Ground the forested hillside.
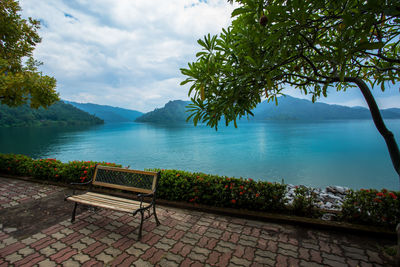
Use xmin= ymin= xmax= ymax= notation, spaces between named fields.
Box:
xmin=65 ymin=101 xmax=143 ymax=123
xmin=0 ymin=101 xmax=104 ymax=127
xmin=135 ymin=100 xmax=191 ymax=123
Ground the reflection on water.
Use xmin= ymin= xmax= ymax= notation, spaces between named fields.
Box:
xmin=0 ymin=120 xmax=399 ymax=190
xmin=0 ymin=125 xmax=101 ymax=158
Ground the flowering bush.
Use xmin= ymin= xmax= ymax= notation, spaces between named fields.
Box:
xmin=31 ymin=158 xmax=63 ymax=181
xmin=156 ymin=169 xmax=287 ymax=212
xmin=61 ymin=160 xmax=121 ymax=182
xmin=341 ymin=188 xmax=400 ymax=227
xmin=0 ymin=153 xmax=34 ymax=176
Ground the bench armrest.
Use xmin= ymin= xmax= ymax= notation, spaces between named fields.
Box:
xmin=69 ymin=179 xmax=93 ymax=195
xmin=70 ymin=179 xmax=93 ymax=186
xmin=137 ymin=192 xmax=154 ymax=198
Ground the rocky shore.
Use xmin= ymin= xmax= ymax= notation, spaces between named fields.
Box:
xmin=286 ymin=184 xmax=350 ymax=211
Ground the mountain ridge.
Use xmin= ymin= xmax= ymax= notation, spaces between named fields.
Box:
xmin=134 ymin=96 xmax=400 ymax=123
xmin=64 ymin=101 xmax=143 ymax=123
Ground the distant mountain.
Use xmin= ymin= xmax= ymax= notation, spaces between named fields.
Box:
xmin=251 ymin=95 xmax=400 ymax=121
xmin=0 ymin=101 xmax=104 ymax=127
xmin=135 ymin=100 xmax=191 ymax=123
xmin=64 ymin=101 xmax=143 ymax=123
xmin=134 ymin=96 xmax=400 ymax=123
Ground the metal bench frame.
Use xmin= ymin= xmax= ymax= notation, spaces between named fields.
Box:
xmin=65 ymin=164 xmax=161 ymax=240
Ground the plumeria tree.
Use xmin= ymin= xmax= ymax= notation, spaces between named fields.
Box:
xmin=181 ymin=0 xmax=400 ymax=181
xmin=0 ymin=0 xmax=58 ymax=108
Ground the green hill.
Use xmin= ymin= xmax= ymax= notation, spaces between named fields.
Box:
xmin=0 ymin=101 xmax=104 ymax=127
xmin=135 ymin=100 xmax=191 ymax=123
xmin=64 ymin=101 xmax=143 ymax=123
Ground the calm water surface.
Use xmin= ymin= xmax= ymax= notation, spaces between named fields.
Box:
xmin=1 ymin=120 xmax=399 ymax=190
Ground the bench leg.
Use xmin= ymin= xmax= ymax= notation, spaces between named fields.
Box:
xmin=71 ymin=203 xmax=78 ymax=223
xmin=153 ymin=205 xmax=160 ymax=226
xmin=138 ymin=210 xmax=144 ymax=240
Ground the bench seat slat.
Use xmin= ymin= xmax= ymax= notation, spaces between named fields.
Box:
xmin=67 ymin=192 xmax=148 ymax=213
xmin=86 ymin=192 xmax=145 ymax=205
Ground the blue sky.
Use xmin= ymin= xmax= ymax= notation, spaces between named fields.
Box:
xmin=20 ymin=0 xmax=400 ymax=112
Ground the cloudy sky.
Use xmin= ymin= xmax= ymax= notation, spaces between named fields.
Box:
xmin=20 ymin=0 xmax=400 ymax=112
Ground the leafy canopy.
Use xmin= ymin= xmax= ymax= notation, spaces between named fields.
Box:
xmin=181 ymin=0 xmax=400 ymax=129
xmin=0 ymin=0 xmax=58 ymax=108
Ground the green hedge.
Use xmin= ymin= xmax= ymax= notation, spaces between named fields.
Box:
xmin=0 ymin=153 xmax=399 ymax=228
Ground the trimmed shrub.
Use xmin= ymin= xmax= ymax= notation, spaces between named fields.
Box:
xmin=341 ymin=189 xmax=400 ymax=227
xmin=31 ymin=158 xmax=63 ymax=181
xmin=0 ymin=153 xmax=34 ymax=176
xmin=156 ymin=169 xmax=287 ymax=212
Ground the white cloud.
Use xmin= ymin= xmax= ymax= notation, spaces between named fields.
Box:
xmin=19 ymin=0 xmax=236 ymax=112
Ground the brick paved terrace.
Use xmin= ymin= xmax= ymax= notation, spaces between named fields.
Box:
xmin=0 ymin=176 xmax=396 ymax=266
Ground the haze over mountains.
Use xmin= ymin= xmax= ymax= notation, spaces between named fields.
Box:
xmin=134 ymin=96 xmax=400 ymax=123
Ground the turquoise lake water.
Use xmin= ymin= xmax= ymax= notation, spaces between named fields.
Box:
xmin=1 ymin=120 xmax=399 ymax=190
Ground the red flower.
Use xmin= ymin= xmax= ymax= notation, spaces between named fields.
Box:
xmin=225 ymin=185 xmax=228 ymax=189
xmin=256 ymin=193 xmax=260 ymax=197
xmin=176 ymin=174 xmax=180 ymax=177
xmin=239 ymin=192 xmax=243 ymax=195
xmin=249 ymin=178 xmax=253 ymax=182
xmin=373 ymin=198 xmax=382 ymax=203
xmin=376 ymin=192 xmax=384 ymax=197
xmin=240 ymin=185 xmax=244 ymax=190
xmin=84 ymin=170 xmax=88 ymax=174
xmin=231 ymin=199 xmax=236 ymax=204
xmin=55 ymin=174 xmax=59 ymax=178
xmin=389 ymin=192 xmax=397 ymax=199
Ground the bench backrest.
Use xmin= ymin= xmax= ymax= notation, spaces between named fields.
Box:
xmin=92 ymin=165 xmax=159 ymax=194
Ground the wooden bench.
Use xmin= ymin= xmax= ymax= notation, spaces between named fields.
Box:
xmin=65 ymin=165 xmax=160 ymax=240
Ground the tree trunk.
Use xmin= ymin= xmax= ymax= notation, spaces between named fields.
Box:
xmin=344 ymin=77 xmax=400 ymax=185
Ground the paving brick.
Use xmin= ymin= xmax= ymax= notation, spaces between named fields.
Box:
xmin=164 ymin=252 xmax=184 ymax=264
xmin=50 ymin=247 xmax=78 ymax=264
xmin=14 ymin=252 xmax=44 ymax=266
xmin=206 ymin=251 xmax=221 ymax=265
xmin=310 ymin=249 xmax=323 ymax=264
xmin=4 ymin=252 xmax=23 ymax=263
xmin=217 ymin=251 xmax=232 ymax=266
xmin=17 ymin=246 xmax=34 ymax=256
xmin=50 ymin=241 xmax=66 ymax=251
xmin=72 ymin=253 xmax=91 ymax=264
xmin=217 ymin=240 xmax=237 ymax=250
xmin=37 ymin=259 xmax=57 ymax=267
xmin=110 ymin=252 xmax=130 ymax=266
xmin=170 ymin=242 xmax=193 ymax=257
xmin=96 ymin=252 xmax=114 ymax=263
xmin=0 ymin=242 xmax=25 ymax=255
xmin=39 ymin=246 xmax=57 ymax=257
xmin=132 ymin=258 xmax=153 ymax=267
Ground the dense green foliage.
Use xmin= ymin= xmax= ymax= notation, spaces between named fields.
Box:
xmin=65 ymin=101 xmax=143 ymax=123
xmin=0 ymin=101 xmax=104 ymax=127
xmin=0 ymin=0 xmax=58 ymax=108
xmin=0 ymin=153 xmax=399 ymax=228
xmin=181 ymin=0 xmax=400 ymax=128
xmin=341 ymin=188 xmax=400 ymax=227
xmin=135 ymin=100 xmax=191 ymax=123
xmin=156 ymin=169 xmax=287 ymax=211
xmin=0 ymin=153 xmax=120 ymax=182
